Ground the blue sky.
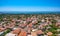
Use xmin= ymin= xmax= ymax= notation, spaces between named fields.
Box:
xmin=0 ymin=0 xmax=60 ymax=11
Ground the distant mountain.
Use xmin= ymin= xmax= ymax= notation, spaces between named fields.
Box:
xmin=0 ymin=11 xmax=60 ymax=14
xmin=0 ymin=12 xmax=7 ymax=14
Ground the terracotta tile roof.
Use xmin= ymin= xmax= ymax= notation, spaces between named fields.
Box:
xmin=28 ymin=23 xmax=33 ymax=27
xmin=18 ymin=30 xmax=27 ymax=36
xmin=31 ymin=31 xmax=37 ymax=36
xmin=47 ymin=32 xmax=53 ymax=36
xmin=36 ymin=30 xmax=44 ymax=34
xmin=12 ymin=28 xmax=21 ymax=34
xmin=0 ymin=28 xmax=5 ymax=32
